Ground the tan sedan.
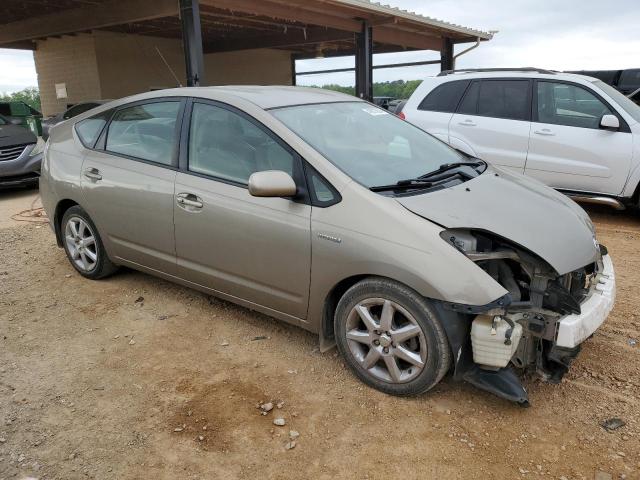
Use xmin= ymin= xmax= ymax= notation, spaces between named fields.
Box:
xmin=39 ymin=87 xmax=614 ymax=405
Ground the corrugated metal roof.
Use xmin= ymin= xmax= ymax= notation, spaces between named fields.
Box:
xmin=334 ymin=0 xmax=494 ymax=40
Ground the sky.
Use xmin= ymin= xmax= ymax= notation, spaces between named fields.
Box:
xmin=1 ymin=0 xmax=639 ymax=93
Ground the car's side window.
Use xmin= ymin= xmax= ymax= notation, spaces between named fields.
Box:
xmin=457 ymin=81 xmax=480 ymax=114
xmin=476 ymin=80 xmax=530 ymax=121
xmin=536 ymin=81 xmax=613 ymax=129
xmin=188 ymin=102 xmax=295 ymax=185
xmin=418 ymin=80 xmax=470 ymax=113
xmin=106 ymin=101 xmax=180 ymax=165
xmin=75 ymin=110 xmax=112 ymax=148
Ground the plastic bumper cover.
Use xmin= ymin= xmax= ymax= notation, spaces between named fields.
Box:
xmin=555 ymin=254 xmax=615 ymax=348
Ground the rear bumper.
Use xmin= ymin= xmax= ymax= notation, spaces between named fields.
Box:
xmin=555 ymin=254 xmax=615 ymax=348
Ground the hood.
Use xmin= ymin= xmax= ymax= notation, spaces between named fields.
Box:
xmin=0 ymin=123 xmax=36 ymax=148
xmin=396 ymin=165 xmax=598 ymax=275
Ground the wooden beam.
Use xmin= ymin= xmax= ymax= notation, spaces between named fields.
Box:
xmin=199 ymin=0 xmax=362 ymax=32
xmin=0 ymin=0 xmax=179 ymax=45
xmin=373 ymin=27 xmax=442 ymax=51
xmin=0 ymin=40 xmax=37 ymax=50
xmin=203 ymin=27 xmax=353 ymax=53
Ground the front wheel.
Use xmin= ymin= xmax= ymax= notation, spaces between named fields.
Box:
xmin=334 ymin=278 xmax=451 ymax=396
xmin=61 ymin=205 xmax=117 ymax=279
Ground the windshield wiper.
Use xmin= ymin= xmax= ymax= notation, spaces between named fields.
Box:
xmin=370 ymin=179 xmax=435 ymax=192
xmin=369 ymin=160 xmax=485 ymax=193
xmin=417 ymin=160 xmax=485 ymax=181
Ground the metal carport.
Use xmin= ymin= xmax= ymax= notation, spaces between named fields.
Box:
xmin=0 ymin=0 xmax=492 ymax=110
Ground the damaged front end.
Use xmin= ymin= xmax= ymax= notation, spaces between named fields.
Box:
xmin=436 ymin=229 xmax=615 ymax=406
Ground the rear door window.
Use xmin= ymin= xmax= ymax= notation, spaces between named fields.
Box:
xmin=457 ymin=81 xmax=480 ymax=114
xmin=106 ymin=101 xmax=181 ymax=166
xmin=476 ymin=80 xmax=530 ymax=121
xmin=418 ymin=80 xmax=470 ymax=113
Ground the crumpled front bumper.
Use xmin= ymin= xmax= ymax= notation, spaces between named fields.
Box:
xmin=555 ymin=254 xmax=615 ymax=348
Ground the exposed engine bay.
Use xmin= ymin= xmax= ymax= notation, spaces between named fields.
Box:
xmin=438 ymin=228 xmax=607 ymax=406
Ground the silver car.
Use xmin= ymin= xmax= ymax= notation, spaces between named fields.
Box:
xmin=40 ymin=86 xmax=615 ymax=405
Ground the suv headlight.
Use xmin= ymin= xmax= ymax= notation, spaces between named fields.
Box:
xmin=29 ymin=137 xmax=46 ymax=157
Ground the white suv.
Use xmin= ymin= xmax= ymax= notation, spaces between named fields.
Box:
xmin=401 ymin=68 xmax=640 ymax=209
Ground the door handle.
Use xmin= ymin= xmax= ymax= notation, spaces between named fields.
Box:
xmin=176 ymin=192 xmax=203 ymax=209
xmin=83 ymin=167 xmax=102 ymax=181
xmin=458 ymin=119 xmax=476 ymax=126
xmin=533 ymin=129 xmax=555 ymax=136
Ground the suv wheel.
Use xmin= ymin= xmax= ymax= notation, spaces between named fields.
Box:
xmin=61 ymin=206 xmax=117 ymax=279
xmin=334 ymin=278 xmax=451 ymax=396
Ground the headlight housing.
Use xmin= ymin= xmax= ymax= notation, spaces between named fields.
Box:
xmin=29 ymin=137 xmax=46 ymax=157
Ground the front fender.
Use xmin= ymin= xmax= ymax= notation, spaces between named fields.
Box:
xmin=306 ymin=185 xmax=508 ymax=334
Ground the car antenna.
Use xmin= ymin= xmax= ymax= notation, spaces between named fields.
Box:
xmin=155 ymin=46 xmax=183 ymax=88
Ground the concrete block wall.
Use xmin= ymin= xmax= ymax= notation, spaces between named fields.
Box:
xmin=34 ymin=30 xmax=293 ymax=116
xmin=34 ymin=34 xmax=102 ymax=116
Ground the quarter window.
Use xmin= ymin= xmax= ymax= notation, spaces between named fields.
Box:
xmin=418 ymin=80 xmax=469 ymax=113
xmin=106 ymin=101 xmax=180 ymax=165
xmin=477 ymin=80 xmax=530 ymax=121
xmin=188 ymin=102 xmax=295 ymax=185
xmin=305 ymin=164 xmax=340 ymax=207
xmin=75 ymin=110 xmax=111 ymax=148
xmin=536 ymin=81 xmax=613 ymax=129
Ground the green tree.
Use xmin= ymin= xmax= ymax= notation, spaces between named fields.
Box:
xmin=0 ymin=87 xmax=41 ymax=112
xmin=312 ymin=80 xmax=422 ymax=100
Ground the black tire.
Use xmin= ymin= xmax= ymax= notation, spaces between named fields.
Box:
xmin=61 ymin=205 xmax=117 ymax=279
xmin=334 ymin=277 xmax=451 ymax=396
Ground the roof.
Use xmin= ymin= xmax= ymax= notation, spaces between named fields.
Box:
xmin=211 ymin=85 xmax=359 ymax=109
xmin=117 ymin=85 xmax=360 ymax=110
xmin=418 ymin=70 xmax=607 ymax=90
xmin=0 ymin=0 xmax=493 ymax=56
xmin=334 ymin=0 xmax=493 ymax=40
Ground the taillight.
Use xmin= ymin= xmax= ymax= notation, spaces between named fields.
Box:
xmin=398 ymin=111 xmax=406 ymax=120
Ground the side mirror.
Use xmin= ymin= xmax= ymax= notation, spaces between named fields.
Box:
xmin=248 ymin=170 xmax=297 ymax=198
xmin=9 ymin=118 xmax=23 ymax=126
xmin=600 ymin=114 xmax=620 ymax=130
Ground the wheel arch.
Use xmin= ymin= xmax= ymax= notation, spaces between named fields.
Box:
xmin=53 ymin=199 xmax=79 ymax=247
xmin=319 ymin=273 xmax=436 ymax=352
xmin=320 ymin=274 xmax=369 ymax=349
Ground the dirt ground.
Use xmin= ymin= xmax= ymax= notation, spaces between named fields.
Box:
xmin=1 ymin=188 xmax=639 ymax=480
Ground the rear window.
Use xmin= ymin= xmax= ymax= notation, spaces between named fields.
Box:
xmin=418 ymin=80 xmax=469 ymax=113
xmin=75 ymin=110 xmax=111 ymax=148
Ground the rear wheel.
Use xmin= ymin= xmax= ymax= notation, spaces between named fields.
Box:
xmin=334 ymin=277 xmax=451 ymax=396
xmin=61 ymin=206 xmax=117 ymax=279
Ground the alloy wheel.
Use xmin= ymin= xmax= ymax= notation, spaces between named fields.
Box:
xmin=64 ymin=216 xmax=98 ymax=272
xmin=345 ymin=298 xmax=427 ymax=383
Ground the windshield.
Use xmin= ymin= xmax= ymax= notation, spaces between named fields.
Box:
xmin=271 ymin=102 xmax=465 ymax=188
xmin=594 ymin=80 xmax=640 ymax=123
